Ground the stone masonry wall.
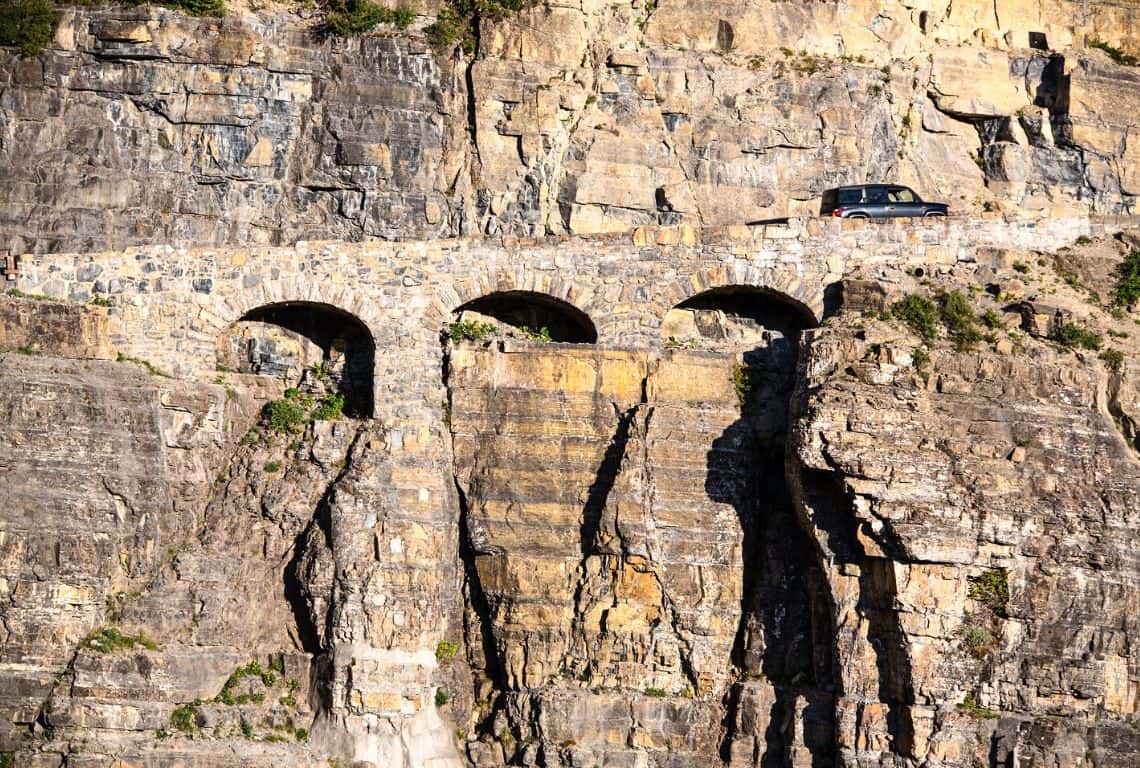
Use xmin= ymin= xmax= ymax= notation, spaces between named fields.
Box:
xmin=12 ymin=216 xmax=1136 ymax=408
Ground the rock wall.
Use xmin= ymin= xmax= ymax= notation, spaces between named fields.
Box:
xmin=0 ymin=7 xmax=466 ymax=254
xmin=4 ymin=0 xmax=1140 ymax=254
xmin=9 ymin=225 xmax=1139 ymax=766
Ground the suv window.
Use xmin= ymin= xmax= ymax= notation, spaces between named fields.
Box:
xmin=865 ymin=187 xmax=888 ymax=203
xmin=837 ymin=188 xmax=862 ymax=204
xmin=888 ymin=187 xmax=916 ymax=203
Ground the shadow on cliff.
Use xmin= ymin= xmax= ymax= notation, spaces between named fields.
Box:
xmin=706 ymin=331 xmax=838 ymax=767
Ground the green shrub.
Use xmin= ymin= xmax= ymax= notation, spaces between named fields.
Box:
xmin=392 ymin=6 xmax=414 ymax=26
xmin=263 ymin=395 xmax=309 ymax=434
xmin=425 ymin=0 xmax=535 ymax=52
xmin=435 ymin=639 xmax=460 ymax=662
xmin=326 ymin=0 xmax=415 ymax=35
xmin=1088 ymin=38 xmax=1139 ymax=66
xmin=0 ymin=0 xmax=58 ymax=56
xmin=215 ymin=661 xmax=278 ymax=706
xmin=1100 ymin=348 xmax=1125 ymax=372
xmin=81 ymin=626 xmax=159 ymax=653
xmin=643 ymin=687 xmax=668 ymax=698
xmin=732 ymin=362 xmax=753 ymax=408
xmin=434 ymin=688 xmax=449 ymax=707
xmin=170 ymin=702 xmax=199 ymax=734
xmin=264 ymin=461 xmax=281 ymax=473
xmin=425 ymin=3 xmax=474 ymax=52
xmin=911 ymin=347 xmax=930 ymax=373
xmin=892 ymin=294 xmax=938 ymax=341
xmin=958 ymin=692 xmax=999 ymax=719
xmin=1114 ymin=250 xmax=1140 ymax=307
xmin=166 ymin=0 xmax=224 ymax=15
xmin=939 ymin=290 xmax=983 ymax=349
xmin=968 ymin=568 xmax=1009 ymax=618
xmin=1012 ymin=262 xmax=1029 ymax=274
xmin=980 ymin=310 xmax=1002 ymax=329
xmin=519 ymin=325 xmax=552 ymax=342
xmin=961 ymin=621 xmax=995 ymax=660
xmin=1053 ymin=323 xmax=1103 ymax=351
xmin=117 ymin=353 xmax=171 ymax=377
xmin=312 ymin=393 xmax=344 ymax=421
xmin=449 ymin=319 xmax=497 ymax=342
xmin=294 ymin=727 xmax=309 ymax=741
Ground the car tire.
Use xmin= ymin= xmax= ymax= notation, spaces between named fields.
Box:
xmin=923 ymin=211 xmax=946 ymax=217
xmin=847 ymin=213 xmax=869 ymax=219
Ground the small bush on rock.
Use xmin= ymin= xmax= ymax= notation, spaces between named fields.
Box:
xmin=449 ymin=319 xmax=496 ymax=342
xmin=0 ymin=0 xmax=58 ymax=56
xmin=326 ymin=0 xmax=414 ymax=36
xmin=1114 ymin=250 xmax=1140 ymax=308
xmin=939 ymin=290 xmax=983 ymax=350
xmin=892 ymin=294 xmax=939 ymax=342
xmin=263 ymin=392 xmax=310 ymax=434
xmin=1053 ymin=322 xmax=1102 ymax=351
xmin=312 ymin=393 xmax=344 ymax=421
xmin=958 ymin=692 xmax=999 ymax=719
xmin=1100 ymin=348 xmax=1124 ymax=372
xmin=968 ymin=568 xmax=1009 ymax=618
xmin=81 ymin=627 xmax=158 ymax=653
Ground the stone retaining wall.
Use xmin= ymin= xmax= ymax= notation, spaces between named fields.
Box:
xmin=11 ymin=215 xmax=1138 ymax=422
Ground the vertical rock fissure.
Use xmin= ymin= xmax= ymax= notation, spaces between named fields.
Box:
xmin=716 ymin=333 xmax=839 ymax=766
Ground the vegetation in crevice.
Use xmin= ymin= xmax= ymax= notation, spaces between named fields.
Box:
xmin=731 ymin=361 xmax=753 ymax=409
xmin=891 ymin=294 xmax=938 ymax=342
xmin=958 ymin=691 xmax=1000 ymax=719
xmin=80 ymin=627 xmax=159 ymax=653
xmin=1100 ymin=348 xmax=1124 ymax=372
xmin=325 ymin=0 xmax=414 ymax=36
xmin=1087 ymin=38 xmax=1139 ymax=66
xmin=968 ymin=568 xmax=1009 ymax=618
xmin=168 ymin=659 xmax=305 ymax=738
xmin=262 ymin=388 xmax=344 ymax=435
xmin=1053 ymin=322 xmax=1102 ymax=351
xmin=425 ymin=0 xmax=537 ymax=54
xmin=448 ymin=319 xmax=497 ymax=342
xmin=0 ymin=0 xmax=58 ymax=56
xmin=1114 ymin=250 xmax=1140 ymax=308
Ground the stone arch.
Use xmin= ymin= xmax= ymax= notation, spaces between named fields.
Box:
xmin=660 ymin=268 xmax=823 ymax=327
xmin=451 ymin=290 xmax=598 ymax=343
xmin=217 ymin=300 xmax=376 ymax=416
xmin=429 ymin=269 xmax=600 ymax=339
xmin=662 ymin=284 xmax=817 ymax=349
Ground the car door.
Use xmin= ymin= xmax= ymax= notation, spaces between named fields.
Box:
xmin=865 ymin=186 xmax=889 ymax=217
xmin=886 ymin=186 xmax=923 ymax=217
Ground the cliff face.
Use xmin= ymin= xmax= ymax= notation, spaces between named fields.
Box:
xmin=2 ymin=226 xmax=1138 ymax=767
xmin=3 ymin=0 xmax=1140 ymax=253
xmin=3 ymin=2 xmax=1140 ymax=767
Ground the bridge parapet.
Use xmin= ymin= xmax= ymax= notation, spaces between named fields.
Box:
xmin=12 ymin=215 xmax=1136 ymax=418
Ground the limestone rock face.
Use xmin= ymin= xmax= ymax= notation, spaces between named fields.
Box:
xmin=0 ymin=7 xmax=466 ymax=254
xmin=788 ymin=315 xmax=1140 ymax=766
xmin=2 ymin=235 xmax=1140 ymax=766
xmin=5 ymin=1 xmax=1140 ymax=253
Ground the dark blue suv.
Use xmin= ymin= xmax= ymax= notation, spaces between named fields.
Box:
xmin=820 ymin=184 xmax=949 ymax=219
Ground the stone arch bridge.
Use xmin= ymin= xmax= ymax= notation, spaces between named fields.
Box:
xmin=13 ymin=215 xmax=1135 ymax=419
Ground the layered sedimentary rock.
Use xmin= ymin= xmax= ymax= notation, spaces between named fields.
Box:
xmin=4 ymin=0 xmax=1140 ymax=253
xmin=3 ymin=223 xmax=1140 ymax=766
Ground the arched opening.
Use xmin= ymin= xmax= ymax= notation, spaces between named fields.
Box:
xmin=452 ymin=291 xmax=597 ymax=343
xmin=217 ymin=301 xmax=374 ymax=415
xmin=663 ymin=285 xmax=816 ymax=348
